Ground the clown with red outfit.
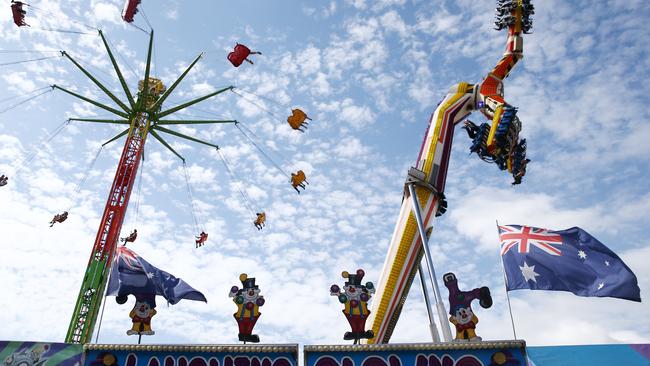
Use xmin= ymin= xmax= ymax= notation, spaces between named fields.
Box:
xmin=229 ymin=273 xmax=265 ymax=343
xmin=330 ymin=269 xmax=375 ymax=344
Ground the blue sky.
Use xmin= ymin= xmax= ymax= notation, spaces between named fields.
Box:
xmin=0 ymin=0 xmax=649 ymax=347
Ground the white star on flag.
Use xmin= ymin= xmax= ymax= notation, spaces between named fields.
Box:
xmin=146 ymin=272 xmax=155 ymax=278
xmin=605 ymin=260 xmax=610 ymax=266
xmin=578 ymin=250 xmax=587 ymax=259
xmin=597 ymin=282 xmax=605 ymax=290
xmin=520 ymin=261 xmax=540 ymax=282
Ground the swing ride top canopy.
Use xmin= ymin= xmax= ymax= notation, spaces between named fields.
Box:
xmin=61 ymin=30 xmax=237 ymax=158
xmin=58 ymin=29 xmax=243 ymax=344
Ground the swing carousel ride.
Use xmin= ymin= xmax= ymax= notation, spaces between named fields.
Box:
xmin=2 ymin=0 xmax=313 ymax=346
xmin=0 ymin=0 xmax=547 ymax=358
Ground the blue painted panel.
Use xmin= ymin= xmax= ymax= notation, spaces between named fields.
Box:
xmin=305 ymin=341 xmax=527 ymax=366
xmin=83 ymin=345 xmax=298 ymax=366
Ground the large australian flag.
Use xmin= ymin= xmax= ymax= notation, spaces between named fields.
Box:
xmin=499 ymin=225 xmax=641 ymax=302
xmin=107 ymin=246 xmax=207 ymax=305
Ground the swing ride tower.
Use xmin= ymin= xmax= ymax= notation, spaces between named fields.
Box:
xmin=60 ymin=30 xmax=237 ymax=344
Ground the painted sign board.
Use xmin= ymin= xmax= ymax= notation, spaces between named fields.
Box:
xmin=83 ymin=344 xmax=298 ymax=366
xmin=0 ymin=341 xmax=83 ymax=366
xmin=304 ymin=341 xmax=527 ymax=366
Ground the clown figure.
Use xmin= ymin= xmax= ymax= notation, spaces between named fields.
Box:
xmin=127 ymin=295 xmax=156 ymax=335
xmin=330 ymin=269 xmax=375 ymax=343
xmin=450 ymin=305 xmax=479 ymax=341
xmin=229 ymin=273 xmax=265 ymax=343
xmin=443 ymin=272 xmax=492 ymax=341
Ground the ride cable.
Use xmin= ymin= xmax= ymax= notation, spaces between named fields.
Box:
xmin=0 ymin=54 xmax=61 ymax=66
xmin=0 ymin=86 xmax=54 ymax=114
xmin=0 ymin=85 xmax=52 ymax=104
xmin=27 ymin=4 xmax=98 ymax=34
xmin=235 ymin=87 xmax=286 ymax=109
xmin=182 ymin=162 xmax=204 ymax=234
xmin=123 ymin=6 xmax=151 ymax=36
xmin=105 ymin=36 xmax=140 ymax=81
xmin=215 ymin=148 xmax=257 ymax=219
xmin=13 ymin=119 xmax=68 ymax=175
xmin=231 ymin=88 xmax=312 ymax=133
xmin=65 ymin=145 xmax=104 ymax=212
xmin=235 ymin=122 xmax=294 ymax=179
xmin=230 ymin=89 xmax=280 ymax=120
xmin=130 ymin=156 xmax=145 ymax=231
xmin=238 ymin=121 xmax=298 ymax=171
xmin=0 ymin=50 xmax=60 ymax=54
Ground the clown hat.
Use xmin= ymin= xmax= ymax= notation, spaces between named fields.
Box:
xmin=239 ymin=273 xmax=259 ymax=289
xmin=342 ymin=269 xmax=365 ymax=286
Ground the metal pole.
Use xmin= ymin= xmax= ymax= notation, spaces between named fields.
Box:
xmin=408 ymin=183 xmax=453 ymax=342
xmin=496 ymin=220 xmax=518 ymax=339
xmin=98 ymin=30 xmax=137 ymax=109
xmin=418 ymin=263 xmax=441 ymax=342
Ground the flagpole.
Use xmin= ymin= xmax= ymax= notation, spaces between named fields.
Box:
xmin=496 ymin=219 xmax=518 ymax=340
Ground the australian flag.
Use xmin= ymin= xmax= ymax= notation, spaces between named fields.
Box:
xmin=107 ymin=246 xmax=207 ymax=305
xmin=499 ymin=225 xmax=641 ymax=302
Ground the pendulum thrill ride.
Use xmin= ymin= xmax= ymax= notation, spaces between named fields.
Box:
xmin=367 ymin=0 xmax=534 ymax=344
xmin=60 ymin=30 xmax=237 ymax=344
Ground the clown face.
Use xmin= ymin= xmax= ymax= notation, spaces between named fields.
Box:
xmin=134 ymin=300 xmax=154 ymax=318
xmin=454 ymin=306 xmax=474 ymax=325
xmin=344 ymin=285 xmax=368 ymax=302
xmin=243 ymin=287 xmax=261 ymax=302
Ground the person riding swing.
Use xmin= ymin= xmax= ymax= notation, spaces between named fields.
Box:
xmin=120 ymin=229 xmax=138 ymax=244
xmin=195 ymin=231 xmax=208 ymax=248
xmin=290 ymin=170 xmax=308 ymax=193
xmin=49 ymin=211 xmax=68 ymax=227
xmin=254 ymin=212 xmax=266 ymax=230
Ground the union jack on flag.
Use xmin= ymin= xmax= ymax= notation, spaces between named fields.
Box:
xmin=499 ymin=225 xmax=563 ymax=256
xmin=116 ymin=246 xmax=144 ymax=271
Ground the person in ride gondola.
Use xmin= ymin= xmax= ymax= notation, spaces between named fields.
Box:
xmin=10 ymin=1 xmax=28 ymax=27
xmin=254 ymin=212 xmax=266 ymax=230
xmin=0 ymin=175 xmax=8 ymax=187
xmin=287 ymin=109 xmax=311 ymax=132
xmin=120 ymin=229 xmax=137 ymax=244
xmin=227 ymin=43 xmax=262 ymax=67
xmin=49 ymin=211 xmax=68 ymax=227
xmin=195 ymin=231 xmax=208 ymax=248
xmin=290 ymin=170 xmax=308 ymax=194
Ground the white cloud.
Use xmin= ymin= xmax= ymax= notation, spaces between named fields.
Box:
xmin=338 ymin=98 xmax=376 ymax=129
xmin=380 ymin=10 xmax=408 ymax=37
xmin=333 ymin=136 xmax=369 ymax=158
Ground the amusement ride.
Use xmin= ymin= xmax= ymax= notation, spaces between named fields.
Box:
xmin=4 ymin=0 xmax=618 ymax=355
xmin=3 ymin=0 xmax=314 ymax=345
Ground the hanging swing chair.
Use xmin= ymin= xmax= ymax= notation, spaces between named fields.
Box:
xmin=121 ymin=155 xmax=145 ymax=245
xmin=10 ymin=1 xmax=29 ymax=27
xmin=287 ymin=108 xmax=311 ymax=132
xmin=121 ymin=0 xmax=141 ymax=23
xmin=49 ymin=144 xmax=104 ymax=227
xmin=183 ymin=163 xmax=210 ymax=247
xmin=228 ymin=43 xmax=262 ymax=67
xmin=253 ymin=212 xmax=266 ymax=230
xmin=216 ymin=148 xmax=267 ymax=230
xmin=290 ymin=170 xmax=308 ymax=194
xmin=49 ymin=211 xmax=68 ymax=227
